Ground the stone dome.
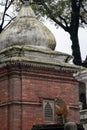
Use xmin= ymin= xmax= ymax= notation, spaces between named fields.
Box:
xmin=0 ymin=5 xmax=56 ymax=50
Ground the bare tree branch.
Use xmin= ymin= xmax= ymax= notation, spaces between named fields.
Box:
xmin=59 ymin=15 xmax=69 ymax=28
xmin=80 ymin=15 xmax=87 ymax=24
xmin=3 ymin=16 xmax=16 ymax=30
xmin=81 ymin=2 xmax=87 ymax=13
xmin=0 ymin=0 xmax=15 ymax=32
xmin=7 ymin=0 xmax=14 ymax=8
xmin=1 ymin=0 xmax=9 ymax=27
xmin=5 ymin=13 xmax=14 ymax=19
xmin=42 ymin=2 xmax=70 ymax=32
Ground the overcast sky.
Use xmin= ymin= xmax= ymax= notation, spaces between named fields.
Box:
xmin=44 ymin=20 xmax=87 ymax=62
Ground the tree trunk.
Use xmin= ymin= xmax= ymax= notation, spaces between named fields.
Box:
xmin=70 ymin=0 xmax=82 ymax=65
xmin=70 ymin=33 xmax=82 ymax=65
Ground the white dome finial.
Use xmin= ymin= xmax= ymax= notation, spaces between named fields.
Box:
xmin=0 ymin=2 xmax=56 ymax=51
xmin=24 ymin=0 xmax=29 ymax=6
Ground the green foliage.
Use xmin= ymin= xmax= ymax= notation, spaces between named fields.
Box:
xmin=33 ymin=0 xmax=87 ymax=28
xmin=1 ymin=0 xmax=86 ymax=29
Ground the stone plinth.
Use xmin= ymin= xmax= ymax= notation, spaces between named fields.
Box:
xmin=32 ymin=124 xmax=84 ymax=130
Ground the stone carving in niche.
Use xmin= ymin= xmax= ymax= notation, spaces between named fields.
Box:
xmin=43 ymin=99 xmax=54 ymax=121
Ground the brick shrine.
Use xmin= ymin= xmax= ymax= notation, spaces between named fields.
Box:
xmin=0 ymin=1 xmax=83 ymax=130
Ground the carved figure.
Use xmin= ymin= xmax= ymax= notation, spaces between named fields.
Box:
xmin=55 ymin=98 xmax=69 ymax=124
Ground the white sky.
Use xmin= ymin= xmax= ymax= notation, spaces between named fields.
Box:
xmin=44 ymin=20 xmax=87 ymax=61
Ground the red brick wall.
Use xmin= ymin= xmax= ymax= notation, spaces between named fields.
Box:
xmin=0 ymin=75 xmax=9 ymax=130
xmin=0 ymin=79 xmax=8 ymax=103
xmin=21 ymin=67 xmax=80 ymax=126
xmin=0 ymin=106 xmax=8 ymax=130
xmin=0 ymin=63 xmax=80 ymax=130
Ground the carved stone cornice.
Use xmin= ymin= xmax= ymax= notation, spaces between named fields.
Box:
xmin=0 ymin=60 xmax=81 ymax=84
xmin=0 ymin=101 xmax=41 ymax=107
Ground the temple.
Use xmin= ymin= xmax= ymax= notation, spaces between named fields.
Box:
xmin=0 ymin=1 xmax=83 ymax=130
